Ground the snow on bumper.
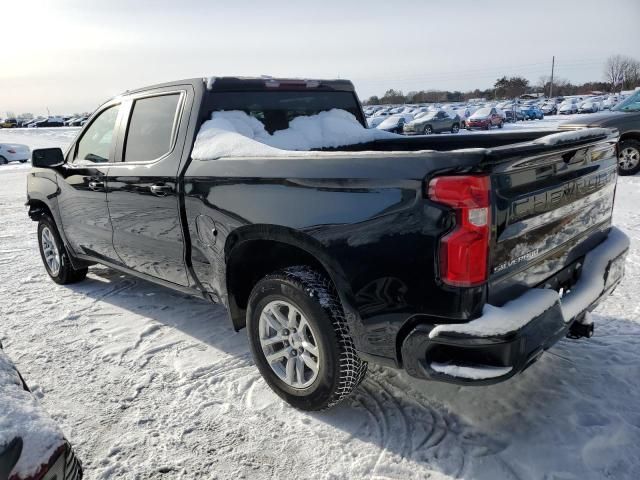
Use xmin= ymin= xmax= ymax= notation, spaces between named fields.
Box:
xmin=401 ymin=227 xmax=630 ymax=384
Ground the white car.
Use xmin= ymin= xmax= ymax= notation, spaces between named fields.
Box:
xmin=558 ymin=100 xmax=579 ymax=115
xmin=0 ymin=143 xmax=30 ymax=164
xmin=376 ymin=114 xmax=414 ymax=133
xmin=578 ymin=100 xmax=600 ymax=114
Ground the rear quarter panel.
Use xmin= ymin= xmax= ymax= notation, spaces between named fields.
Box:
xmin=183 ymin=152 xmax=486 ymax=359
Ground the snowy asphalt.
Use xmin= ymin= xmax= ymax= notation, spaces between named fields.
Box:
xmin=0 ymin=124 xmax=639 ymax=479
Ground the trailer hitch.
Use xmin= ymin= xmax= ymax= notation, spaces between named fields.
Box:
xmin=567 ymin=312 xmax=594 ymax=339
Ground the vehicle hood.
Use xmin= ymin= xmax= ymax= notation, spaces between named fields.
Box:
xmin=560 ymin=111 xmax=640 ymax=129
xmin=0 ymin=143 xmax=30 ymax=153
xmin=377 ymin=117 xmax=401 ymax=129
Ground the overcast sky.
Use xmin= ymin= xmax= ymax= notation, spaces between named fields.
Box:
xmin=2 ymin=0 xmax=639 ymax=115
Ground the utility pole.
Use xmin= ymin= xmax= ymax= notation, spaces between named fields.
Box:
xmin=549 ymin=56 xmax=555 ymax=98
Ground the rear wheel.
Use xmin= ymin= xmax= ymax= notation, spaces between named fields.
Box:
xmin=247 ymin=266 xmax=367 ymax=410
xmin=484 ymin=123 xmax=491 ymax=130
xmin=618 ymin=139 xmax=640 ymax=176
xmin=0 ymin=156 xmax=7 ymax=165
xmin=423 ymin=125 xmax=433 ymax=135
xmin=37 ymin=216 xmax=88 ymax=284
xmin=498 ymin=121 xmax=503 ymax=129
xmin=451 ymin=123 xmax=460 ymax=134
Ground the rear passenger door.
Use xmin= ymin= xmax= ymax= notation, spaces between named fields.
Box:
xmin=106 ymin=87 xmax=193 ymax=286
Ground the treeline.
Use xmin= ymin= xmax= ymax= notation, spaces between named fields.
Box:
xmin=364 ymin=78 xmax=616 ymax=105
xmin=364 ymin=55 xmax=640 ymax=105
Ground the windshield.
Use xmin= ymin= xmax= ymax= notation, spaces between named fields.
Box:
xmin=473 ymin=108 xmax=491 ymax=116
xmin=613 ymin=91 xmax=640 ymax=112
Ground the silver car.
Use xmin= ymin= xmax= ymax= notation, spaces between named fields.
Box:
xmin=403 ymin=110 xmax=461 ymax=135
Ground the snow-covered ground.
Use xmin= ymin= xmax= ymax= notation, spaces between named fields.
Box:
xmin=1 ymin=126 xmax=639 ymax=479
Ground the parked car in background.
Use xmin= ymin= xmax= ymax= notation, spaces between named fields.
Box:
xmin=0 ymin=143 xmax=30 ymax=164
xmin=558 ymin=99 xmax=579 ymax=115
xmin=0 ymin=342 xmax=83 ymax=479
xmin=376 ymin=113 xmax=414 ymax=133
xmin=520 ymin=105 xmax=544 ymax=120
xmin=0 ymin=118 xmax=18 ymax=128
xmin=28 ymin=117 xmax=65 ymax=128
xmin=504 ymin=106 xmax=525 ymax=122
xmin=559 ymin=89 xmax=640 ymax=175
xmin=602 ymin=96 xmax=618 ymax=110
xmin=466 ymin=107 xmax=504 ymax=130
xmin=20 ymin=118 xmax=41 ymax=128
xmin=403 ymin=110 xmax=461 ymax=134
xmin=578 ymin=99 xmax=600 ymax=114
xmin=541 ymin=102 xmax=558 ymax=115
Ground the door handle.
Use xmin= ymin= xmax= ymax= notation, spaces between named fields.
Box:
xmin=150 ymin=184 xmax=173 ymax=196
xmin=88 ymin=180 xmax=104 ymax=191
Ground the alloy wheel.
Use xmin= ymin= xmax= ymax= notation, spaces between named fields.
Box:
xmin=619 ymin=147 xmax=640 ymax=171
xmin=258 ymin=300 xmax=320 ymax=389
xmin=41 ymin=227 xmax=61 ymax=275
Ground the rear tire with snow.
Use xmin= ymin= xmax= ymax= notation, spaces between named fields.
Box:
xmin=37 ymin=215 xmax=88 ymax=285
xmin=246 ymin=266 xmax=367 ymax=411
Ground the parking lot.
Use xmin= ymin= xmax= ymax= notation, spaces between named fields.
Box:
xmin=1 ymin=126 xmax=639 ymax=479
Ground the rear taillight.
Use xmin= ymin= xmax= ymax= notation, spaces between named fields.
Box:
xmin=428 ymin=175 xmax=490 ymax=287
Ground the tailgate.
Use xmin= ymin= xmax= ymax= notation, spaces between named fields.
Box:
xmin=485 ymin=128 xmax=619 ymax=305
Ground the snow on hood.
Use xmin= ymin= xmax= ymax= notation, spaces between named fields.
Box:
xmin=191 ymin=109 xmax=399 ymax=160
xmin=0 ymin=348 xmax=65 ymax=478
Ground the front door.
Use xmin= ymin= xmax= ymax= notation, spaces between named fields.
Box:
xmin=56 ymin=103 xmax=122 ymax=263
xmin=107 ymin=88 xmax=192 ymax=286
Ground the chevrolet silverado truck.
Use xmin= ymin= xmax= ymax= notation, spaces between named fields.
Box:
xmin=26 ymin=77 xmax=629 ymax=410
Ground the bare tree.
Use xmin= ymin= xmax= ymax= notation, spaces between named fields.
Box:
xmin=604 ymin=55 xmax=632 ymax=88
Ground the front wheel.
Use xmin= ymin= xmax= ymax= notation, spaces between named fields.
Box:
xmin=423 ymin=125 xmax=433 ymax=135
xmin=37 ymin=216 xmax=88 ymax=284
xmin=498 ymin=121 xmax=503 ymax=129
xmin=247 ymin=266 xmax=367 ymax=410
xmin=618 ymin=139 xmax=640 ymax=176
xmin=451 ymin=123 xmax=460 ymax=134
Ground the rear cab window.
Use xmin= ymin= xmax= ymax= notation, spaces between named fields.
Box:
xmin=206 ymin=90 xmax=363 ymax=134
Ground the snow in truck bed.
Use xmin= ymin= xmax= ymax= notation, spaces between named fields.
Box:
xmin=191 ymin=109 xmax=399 ymax=159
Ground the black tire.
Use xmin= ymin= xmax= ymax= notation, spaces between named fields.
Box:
xmin=484 ymin=123 xmax=491 ymax=130
xmin=19 ymin=160 xmax=27 ymax=163
xmin=498 ymin=121 xmax=503 ymax=129
xmin=423 ymin=125 xmax=433 ymax=135
xmin=0 ymin=156 xmax=7 ymax=165
xmin=451 ymin=123 xmax=460 ymax=134
xmin=618 ymin=139 xmax=640 ymax=176
xmin=37 ymin=215 xmax=88 ymax=284
xmin=247 ymin=266 xmax=367 ymax=411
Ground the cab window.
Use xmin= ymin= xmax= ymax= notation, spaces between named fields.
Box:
xmin=123 ymin=93 xmax=181 ymax=162
xmin=74 ymin=105 xmax=120 ymax=163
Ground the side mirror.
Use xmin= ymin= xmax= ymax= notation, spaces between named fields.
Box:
xmin=32 ymin=148 xmax=64 ymax=168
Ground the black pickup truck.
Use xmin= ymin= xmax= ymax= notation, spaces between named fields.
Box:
xmin=26 ymin=77 xmax=629 ymax=410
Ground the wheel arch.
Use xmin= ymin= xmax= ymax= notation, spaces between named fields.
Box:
xmin=619 ymin=130 xmax=640 ymax=143
xmin=223 ymin=225 xmax=357 ymax=333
